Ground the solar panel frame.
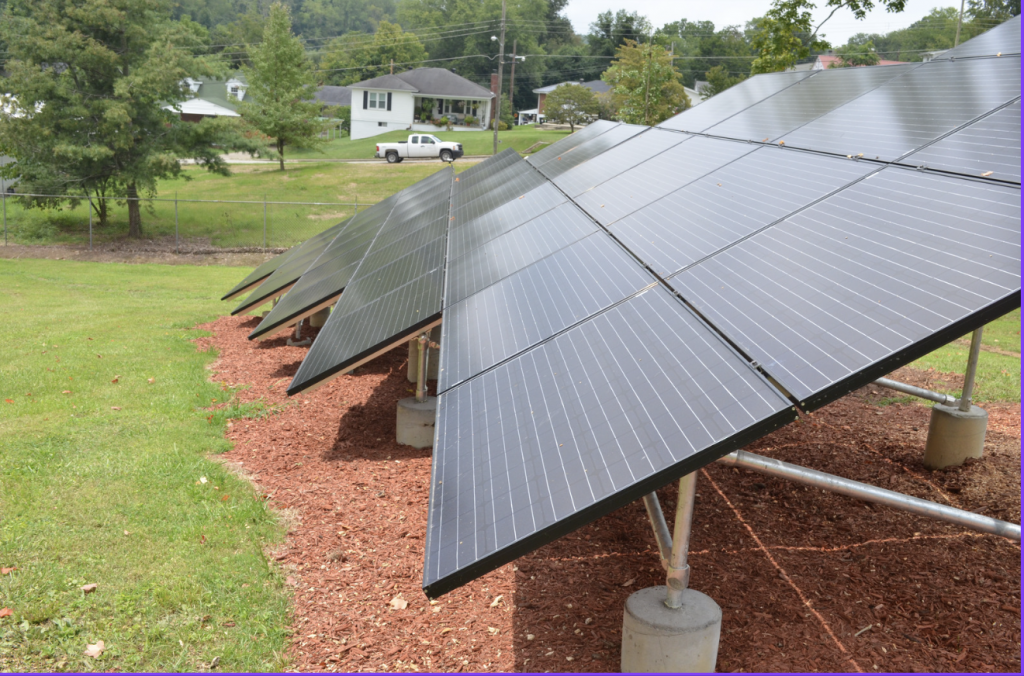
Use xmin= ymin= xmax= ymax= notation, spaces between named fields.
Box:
xmin=446 ymin=182 xmax=568 ymax=260
xmin=526 ymin=119 xmax=620 ymax=169
xmin=532 ymin=124 xmax=648 ymax=179
xmin=552 ymin=128 xmax=689 ymax=198
xmin=940 ymin=14 xmax=1021 ymax=59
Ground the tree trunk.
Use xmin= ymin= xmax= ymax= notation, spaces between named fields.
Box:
xmin=93 ymin=195 xmax=108 ymax=229
xmin=127 ymin=182 xmax=142 ymax=238
xmin=277 ymin=138 xmax=285 ymax=171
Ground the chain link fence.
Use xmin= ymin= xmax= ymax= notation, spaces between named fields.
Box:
xmin=0 ymin=192 xmax=372 ymax=252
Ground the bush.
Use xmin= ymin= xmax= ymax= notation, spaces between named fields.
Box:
xmin=430 ymin=118 xmax=444 ymax=127
xmin=463 ymin=115 xmax=477 ymax=126
xmin=497 ymin=120 xmax=509 ymax=131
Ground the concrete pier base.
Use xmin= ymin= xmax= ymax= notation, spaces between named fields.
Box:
xmin=621 ymin=586 xmax=721 ymax=673
xmin=924 ymin=403 xmax=988 ymax=470
xmin=407 ymin=325 xmax=441 ymax=383
xmin=396 ymin=396 xmax=436 ymax=449
xmin=309 ymin=307 xmax=330 ymax=327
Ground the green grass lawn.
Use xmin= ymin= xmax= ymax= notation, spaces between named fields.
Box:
xmin=285 ymin=125 xmax=571 ymax=160
xmin=0 ymin=259 xmax=291 ymax=672
xmin=2 ymin=162 xmax=455 ymax=249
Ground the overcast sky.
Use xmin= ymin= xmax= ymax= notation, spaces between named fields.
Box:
xmin=563 ymin=0 xmax=957 ymax=45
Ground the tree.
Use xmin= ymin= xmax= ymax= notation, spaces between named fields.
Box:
xmin=832 ymin=40 xmax=881 ymax=66
xmin=657 ymin=19 xmax=755 ymax=89
xmin=320 ymin=20 xmax=427 ymax=85
xmin=240 ymin=2 xmax=325 ymax=170
xmin=750 ymin=0 xmax=907 ymax=74
xmin=0 ymin=0 xmax=261 ymax=238
xmin=702 ymin=65 xmax=746 ymax=97
xmin=542 ymin=83 xmax=598 ymax=131
xmin=602 ymin=39 xmax=689 ymax=126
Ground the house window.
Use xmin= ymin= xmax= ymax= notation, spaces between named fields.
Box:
xmin=369 ymin=92 xmax=383 ymax=109
xmin=378 ymin=121 xmax=387 ymax=127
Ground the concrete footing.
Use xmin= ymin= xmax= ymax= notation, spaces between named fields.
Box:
xmin=621 ymin=586 xmax=721 ymax=673
xmin=396 ymin=396 xmax=436 ymax=448
xmin=924 ymin=403 xmax=988 ymax=470
xmin=407 ymin=325 xmax=441 ymax=383
xmin=309 ymin=307 xmax=330 ymax=328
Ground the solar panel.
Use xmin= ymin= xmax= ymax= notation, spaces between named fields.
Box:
xmin=668 ymin=167 xmax=1021 ymax=409
xmin=553 ymin=128 xmax=687 ymax=197
xmin=438 ymin=232 xmax=657 ymax=392
xmin=573 ymin=136 xmax=757 ymax=227
xmin=444 ymin=202 xmax=598 ymax=307
xmin=452 ymin=167 xmax=550 ymax=226
xmin=658 ymin=70 xmax=815 ymax=133
xmin=900 ymin=99 xmax=1021 ymax=182
xmin=704 ymin=64 xmax=916 ymax=143
xmin=221 ymin=225 xmax=332 ymax=302
xmin=611 ymin=147 xmax=878 ymax=277
xmin=942 ymin=14 xmax=1021 ymax=59
xmin=456 ymin=148 xmax=521 ymax=184
xmin=532 ymin=124 xmax=647 ymax=179
xmin=526 ymin=119 xmax=620 ymax=168
xmin=447 ymin=182 xmax=568 ymax=260
xmin=453 ymin=158 xmax=530 ymax=209
xmin=424 ymin=284 xmax=796 ymax=596
xmin=779 ymin=56 xmax=1021 ymax=161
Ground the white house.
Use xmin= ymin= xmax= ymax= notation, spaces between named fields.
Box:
xmin=164 ymin=75 xmax=250 ymax=121
xmin=349 ymin=68 xmax=495 ymax=140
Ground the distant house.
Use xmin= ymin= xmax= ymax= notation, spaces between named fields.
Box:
xmin=313 ymin=86 xmax=353 ymax=108
xmin=164 ymin=75 xmax=249 ymax=121
xmin=521 ymin=80 xmax=612 ymax=124
xmin=348 ymin=68 xmax=495 ymax=140
xmin=791 ymin=54 xmax=907 ymax=71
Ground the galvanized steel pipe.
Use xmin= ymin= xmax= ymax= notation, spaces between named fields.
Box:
xmin=665 ymin=472 xmax=698 ymax=608
xmin=959 ymin=328 xmax=984 ymax=412
xmin=642 ymin=492 xmax=673 ymax=566
xmin=716 ymin=449 xmax=1020 ymax=542
xmin=874 ymin=377 xmax=957 ymax=406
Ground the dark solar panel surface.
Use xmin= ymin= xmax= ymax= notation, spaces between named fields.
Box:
xmin=453 ymin=168 xmax=550 ymax=226
xmin=612 ymin=148 xmax=877 ymax=277
xmin=942 ymin=15 xmax=1020 ymax=59
xmin=900 ymin=99 xmax=1021 ymax=182
xmin=705 ymin=64 xmax=916 ymax=143
xmin=438 ymin=232 xmax=657 ymax=392
xmin=453 ymin=158 xmax=530 ymax=208
xmin=445 ymin=203 xmax=598 ymax=307
xmin=658 ymin=70 xmax=815 ymax=133
xmin=532 ymin=124 xmax=647 ymax=179
xmin=424 ymin=285 xmax=794 ymax=596
xmin=526 ymin=120 xmax=619 ymax=168
xmin=573 ymin=136 xmax=757 ymax=226
xmin=669 ymin=168 xmax=1021 ymax=406
xmin=447 ymin=183 xmax=567 ymax=260
xmin=553 ymin=129 xmax=687 ymax=197
xmin=457 ymin=148 xmax=521 ymax=184
xmin=780 ymin=56 xmax=1021 ymax=161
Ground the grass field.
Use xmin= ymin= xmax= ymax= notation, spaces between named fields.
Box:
xmin=285 ymin=125 xmax=571 ymax=160
xmin=0 ymin=259 xmax=291 ymax=672
xmin=1 ymin=162 xmax=456 ymax=249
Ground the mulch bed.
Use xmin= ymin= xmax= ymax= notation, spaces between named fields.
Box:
xmin=195 ymin=315 xmax=1021 ymax=673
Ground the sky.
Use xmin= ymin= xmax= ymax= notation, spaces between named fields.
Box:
xmin=563 ymin=0 xmax=957 ymax=45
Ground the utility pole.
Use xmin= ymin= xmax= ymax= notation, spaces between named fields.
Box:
xmin=390 ymin=59 xmax=394 ymax=74
xmin=508 ymin=39 xmax=518 ymax=124
xmin=954 ymin=0 xmax=966 ymax=47
xmin=492 ymin=0 xmax=506 ymax=156
xmin=643 ymin=35 xmax=653 ymax=126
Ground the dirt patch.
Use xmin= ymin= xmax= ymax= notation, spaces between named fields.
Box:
xmin=0 ymin=241 xmax=278 ymax=267
xmin=198 ymin=314 xmax=1021 ymax=673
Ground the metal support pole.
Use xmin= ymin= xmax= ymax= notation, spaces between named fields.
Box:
xmin=492 ymin=0 xmax=507 ymax=155
xmin=642 ymin=492 xmax=673 ymax=566
xmin=665 ymin=472 xmax=697 ymax=609
xmin=263 ymin=193 xmax=267 ymax=250
xmin=717 ymin=449 xmax=1020 ymax=541
xmin=3 ymin=189 xmax=7 ymax=246
xmin=174 ymin=192 xmax=179 ymax=254
xmin=415 ymin=333 xmax=428 ymax=403
xmin=954 ymin=0 xmax=966 ymax=47
xmin=87 ymin=196 xmax=93 ymax=251
xmin=874 ymin=377 xmax=957 ymax=406
xmin=959 ymin=328 xmax=983 ymax=412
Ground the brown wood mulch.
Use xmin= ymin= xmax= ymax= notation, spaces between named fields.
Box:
xmin=194 ymin=314 xmax=1021 ymax=673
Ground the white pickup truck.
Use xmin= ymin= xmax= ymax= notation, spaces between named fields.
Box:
xmin=375 ymin=134 xmax=464 ymax=163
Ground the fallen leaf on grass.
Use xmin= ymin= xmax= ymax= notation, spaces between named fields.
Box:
xmin=4 ymin=399 xmax=12 ymax=404
xmin=621 ymin=578 xmax=636 ymax=587
xmin=84 ymin=640 xmax=105 ymax=658
xmin=111 ymin=376 xmax=119 ymax=383
xmin=62 ymin=390 xmax=72 ymax=395
xmin=199 ymin=535 xmax=207 ymax=545
xmin=221 ymin=494 xmax=231 ymax=502
xmin=198 ymin=477 xmax=208 ymax=484
xmin=389 ymin=596 xmax=408 ymax=610
xmin=81 ymin=583 xmax=98 ymax=594
xmin=222 ymin=621 xmax=235 ymax=628
xmin=0 ymin=608 xmax=12 ymax=618
xmin=1 ymin=567 xmax=16 ymax=575
xmin=111 ymin=407 xmax=121 ymax=411
xmin=147 ymin=378 xmax=155 ymax=384
xmin=490 ymin=595 xmax=504 ymax=608
xmin=209 ymin=656 xmax=220 ymax=668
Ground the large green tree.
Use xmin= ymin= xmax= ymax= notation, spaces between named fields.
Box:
xmin=602 ymin=39 xmax=689 ymax=126
xmin=542 ymin=83 xmax=598 ymax=131
xmin=657 ymin=19 xmax=755 ymax=89
xmin=0 ymin=0 xmax=260 ymax=237
xmin=320 ymin=20 xmax=427 ymax=85
xmin=239 ymin=2 xmax=325 ymax=170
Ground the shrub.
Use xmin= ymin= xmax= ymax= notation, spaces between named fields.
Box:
xmin=463 ymin=115 xmax=477 ymax=126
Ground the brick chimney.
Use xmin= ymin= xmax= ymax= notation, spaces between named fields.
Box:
xmin=490 ymin=73 xmax=499 ymax=119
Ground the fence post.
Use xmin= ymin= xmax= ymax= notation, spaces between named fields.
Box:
xmin=263 ymin=193 xmax=267 ymax=250
xmin=174 ymin=192 xmax=179 ymax=254
xmin=87 ymin=196 xmax=93 ymax=251
xmin=2 ymin=189 xmax=6 ymax=247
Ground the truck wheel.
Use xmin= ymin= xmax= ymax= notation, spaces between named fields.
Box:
xmin=440 ymin=150 xmax=454 ymax=163
xmin=386 ymin=151 xmax=399 ymax=164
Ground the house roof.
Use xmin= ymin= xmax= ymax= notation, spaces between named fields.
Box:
xmin=533 ymin=80 xmax=611 ymax=95
xmin=313 ymin=85 xmax=353 ymax=107
xmin=350 ymin=68 xmax=494 ymax=99
xmin=164 ymin=98 xmax=241 ymax=117
xmin=184 ymin=74 xmax=251 ymax=113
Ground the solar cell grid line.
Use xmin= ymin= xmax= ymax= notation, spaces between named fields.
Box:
xmin=573 ymin=136 xmax=759 ymax=227
xmin=287 ymin=266 xmax=445 ymax=395
xmin=452 ymin=167 xmax=551 ymax=226
xmin=423 ymin=284 xmax=796 ymax=597
xmin=525 ymin=119 xmax=620 ymax=168
xmin=531 ymin=124 xmax=649 ymax=180
xmin=446 ymin=182 xmax=568 ymax=260
xmin=444 ymin=202 xmax=599 ymax=307
xmin=658 ymin=70 xmax=817 ymax=134
xmin=338 ymin=236 xmax=447 ymax=310
xmin=438 ymin=231 xmax=659 ymax=392
xmin=454 ymin=147 xmax=521 ymax=185
xmin=667 ymin=167 xmax=1021 ymax=409
xmin=900 ymin=99 xmax=1021 ymax=183
xmin=941 ymin=14 xmax=1021 ymax=59
xmin=553 ymin=128 xmax=689 ymax=198
xmin=452 ymin=158 xmax=531 ymax=209
xmin=778 ymin=56 xmax=1021 ymax=162
xmin=610 ymin=147 xmax=879 ymax=278
xmin=704 ymin=63 xmax=917 ymax=144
